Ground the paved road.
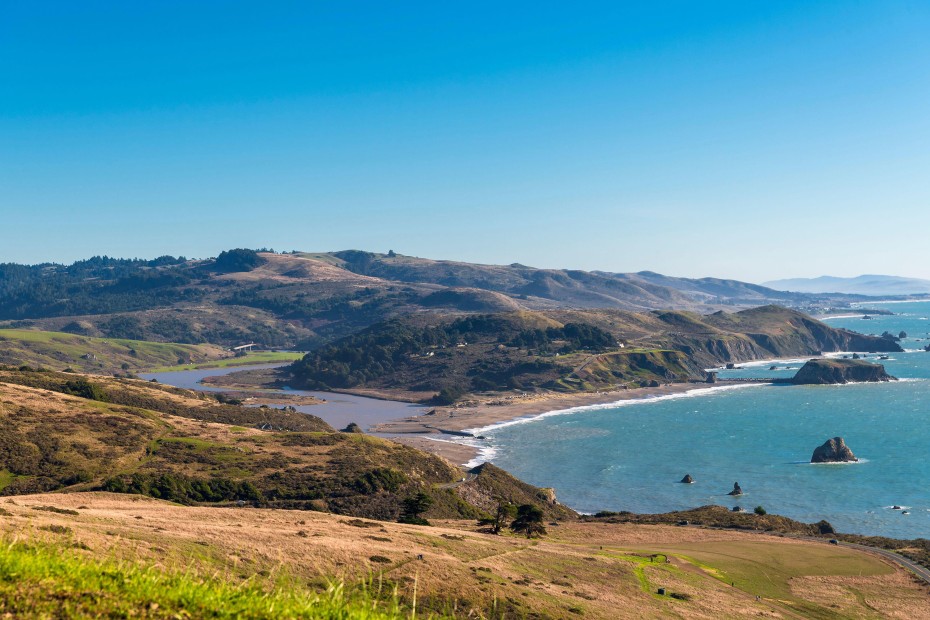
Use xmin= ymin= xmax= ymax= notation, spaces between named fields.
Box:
xmin=437 ymin=472 xmax=478 ymax=490
xmin=838 ymin=541 xmax=930 ymax=584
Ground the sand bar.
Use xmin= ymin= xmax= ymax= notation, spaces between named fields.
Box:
xmin=373 ymin=381 xmax=741 ymax=465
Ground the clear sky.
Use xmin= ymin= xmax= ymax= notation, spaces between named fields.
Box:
xmin=2 ymin=1 xmax=929 ymax=282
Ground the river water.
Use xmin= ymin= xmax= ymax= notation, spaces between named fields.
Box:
xmin=138 ymin=364 xmax=426 ymax=433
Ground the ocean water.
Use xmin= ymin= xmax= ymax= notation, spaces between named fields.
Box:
xmin=473 ymin=301 xmax=930 ymax=539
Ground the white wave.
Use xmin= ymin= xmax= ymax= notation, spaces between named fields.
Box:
xmin=705 ymin=356 xmax=811 ymax=372
xmin=463 ymin=383 xmax=767 ymax=436
xmin=463 ymin=442 xmax=497 ymax=469
xmin=821 ymin=314 xmax=868 ymax=320
xmin=809 ymin=458 xmax=869 ymax=465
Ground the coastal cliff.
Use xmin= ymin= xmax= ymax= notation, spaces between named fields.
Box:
xmin=791 ymin=358 xmax=896 ymax=385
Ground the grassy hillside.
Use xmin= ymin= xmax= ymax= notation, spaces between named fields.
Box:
xmin=0 ymin=368 xmax=568 ymax=521
xmin=286 ymin=306 xmax=900 ymax=400
xmin=1 ymin=250 xmax=857 ymax=350
xmin=2 ymin=492 xmax=926 ymax=619
xmin=0 ymin=328 xmax=226 ymax=372
xmin=0 ymin=328 xmax=301 ymax=374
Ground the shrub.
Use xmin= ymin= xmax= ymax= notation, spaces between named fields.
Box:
xmin=431 ymin=386 xmax=465 ymax=405
xmin=754 ymin=506 xmax=767 ymax=516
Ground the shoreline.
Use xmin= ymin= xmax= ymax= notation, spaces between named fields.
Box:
xmin=374 ymin=381 xmax=750 ymax=466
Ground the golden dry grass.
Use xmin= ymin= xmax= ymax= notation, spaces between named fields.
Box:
xmin=2 ymin=492 xmax=927 ymax=619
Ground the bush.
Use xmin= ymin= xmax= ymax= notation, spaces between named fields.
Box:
xmin=754 ymin=505 xmax=767 ymax=516
xmin=62 ymin=379 xmax=109 ymax=402
xmin=431 ymin=386 xmax=465 ymax=405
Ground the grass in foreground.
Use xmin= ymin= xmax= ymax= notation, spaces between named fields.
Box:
xmin=0 ymin=539 xmax=415 ymax=619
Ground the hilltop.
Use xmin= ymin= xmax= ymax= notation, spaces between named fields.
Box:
xmin=0 ymin=249 xmax=865 ymax=350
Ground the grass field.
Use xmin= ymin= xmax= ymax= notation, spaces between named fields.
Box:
xmin=0 ymin=328 xmax=301 ymax=374
xmin=2 ymin=492 xmax=926 ymax=619
xmin=0 ymin=538 xmax=411 ymax=619
xmin=147 ymin=350 xmax=303 ymax=372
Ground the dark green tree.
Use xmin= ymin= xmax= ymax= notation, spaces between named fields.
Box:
xmin=510 ymin=504 xmax=547 ymax=539
xmin=399 ymin=492 xmax=433 ymax=526
xmin=479 ymin=501 xmax=517 ymax=534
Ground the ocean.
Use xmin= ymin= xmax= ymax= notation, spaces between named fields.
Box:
xmin=471 ymin=300 xmax=930 ymax=539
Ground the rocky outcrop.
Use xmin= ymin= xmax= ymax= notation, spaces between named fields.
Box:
xmin=727 ymin=482 xmax=743 ymax=496
xmin=792 ymin=359 xmax=896 ymax=385
xmin=811 ymin=437 xmax=858 ymax=463
xmin=680 ymin=474 xmax=694 ymax=484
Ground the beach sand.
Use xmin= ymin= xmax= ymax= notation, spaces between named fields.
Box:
xmin=373 ymin=381 xmax=730 ymax=466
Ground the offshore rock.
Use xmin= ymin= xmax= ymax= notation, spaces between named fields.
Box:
xmin=727 ymin=482 xmax=743 ymax=496
xmin=791 ymin=359 xmax=896 ymax=385
xmin=811 ymin=437 xmax=858 ymax=463
xmin=680 ymin=474 xmax=694 ymax=484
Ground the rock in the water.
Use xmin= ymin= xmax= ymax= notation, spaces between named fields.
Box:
xmin=811 ymin=437 xmax=858 ymax=463
xmin=792 ymin=359 xmax=896 ymax=385
xmin=680 ymin=474 xmax=694 ymax=484
xmin=727 ymin=482 xmax=743 ymax=496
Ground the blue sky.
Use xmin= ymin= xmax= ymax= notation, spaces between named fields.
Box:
xmin=2 ymin=1 xmax=929 ymax=282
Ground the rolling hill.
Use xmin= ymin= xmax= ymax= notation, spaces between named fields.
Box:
xmin=0 ymin=249 xmax=862 ymax=350
xmin=286 ymin=305 xmax=901 ymax=399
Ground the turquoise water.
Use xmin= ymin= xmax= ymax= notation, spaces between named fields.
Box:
xmin=477 ymin=301 xmax=930 ymax=539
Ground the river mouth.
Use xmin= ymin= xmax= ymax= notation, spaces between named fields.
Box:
xmin=138 ymin=364 xmax=427 ymax=433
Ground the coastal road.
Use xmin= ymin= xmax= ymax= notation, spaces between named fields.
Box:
xmin=836 ymin=541 xmax=930 ymax=585
xmin=437 ymin=472 xmax=478 ymax=490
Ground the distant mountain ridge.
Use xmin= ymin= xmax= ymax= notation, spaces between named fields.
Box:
xmin=0 ymin=249 xmax=870 ymax=348
xmin=763 ymin=275 xmax=930 ymax=296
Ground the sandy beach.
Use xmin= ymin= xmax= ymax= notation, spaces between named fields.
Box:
xmin=374 ymin=381 xmax=734 ymax=466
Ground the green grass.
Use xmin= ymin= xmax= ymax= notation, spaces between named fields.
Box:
xmin=148 ymin=351 xmax=303 ymax=372
xmin=642 ymin=541 xmax=892 ymax=601
xmin=0 ymin=471 xmax=16 ymax=493
xmin=0 ymin=328 xmax=221 ymax=373
xmin=0 ymin=539 xmax=420 ymax=619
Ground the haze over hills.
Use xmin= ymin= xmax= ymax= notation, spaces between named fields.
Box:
xmin=0 ymin=249 xmax=864 ymax=349
xmin=763 ymin=274 xmax=930 ymax=296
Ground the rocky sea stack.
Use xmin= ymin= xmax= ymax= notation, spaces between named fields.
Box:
xmin=791 ymin=358 xmax=896 ymax=385
xmin=727 ymin=482 xmax=743 ymax=496
xmin=680 ymin=474 xmax=694 ymax=484
xmin=811 ymin=437 xmax=858 ymax=463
